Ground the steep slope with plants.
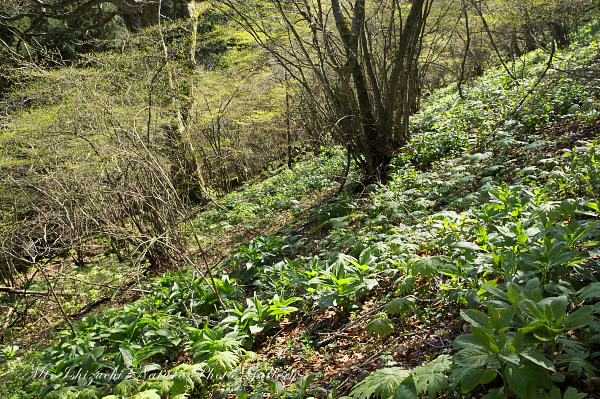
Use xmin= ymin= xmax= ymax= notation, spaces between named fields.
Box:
xmin=2 ymin=18 xmax=600 ymax=399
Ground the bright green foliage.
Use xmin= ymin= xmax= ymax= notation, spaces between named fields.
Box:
xmin=195 ymin=147 xmax=358 ymax=232
xmin=112 ymin=379 xmax=139 ymax=396
xmin=76 ymin=388 xmax=105 ymax=399
xmin=0 ymin=344 xmax=19 ymax=359
xmin=350 ymin=368 xmax=411 ymax=399
xmin=409 ymin=256 xmax=445 ymax=278
xmin=188 ymin=323 xmax=245 ymax=370
xmin=44 ymin=387 xmax=78 ymax=399
xmin=280 ymin=373 xmax=326 ymax=399
xmin=451 ymin=278 xmax=596 ymax=397
xmin=578 ymin=282 xmax=600 ymax=301
xmin=411 ymin=355 xmax=452 ymax=398
xmin=169 ymin=364 xmax=205 ymax=395
xmin=385 ymin=297 xmax=416 ymax=316
xmin=304 ymin=252 xmax=379 ymax=311
xmin=206 ymin=350 xmax=240 ymax=374
xmin=365 ymin=315 xmax=394 ymax=339
xmin=394 ymin=276 xmax=416 ymax=296
xmin=137 ymin=378 xmax=172 ymax=396
xmin=221 ymin=293 xmax=299 ymax=340
xmin=131 ymin=390 xmax=162 ymax=399
xmin=349 ymin=356 xmax=451 ymax=399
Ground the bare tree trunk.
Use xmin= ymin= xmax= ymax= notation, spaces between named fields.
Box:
xmin=286 ymin=78 xmax=292 ymax=169
xmin=458 ymin=0 xmax=471 ymax=99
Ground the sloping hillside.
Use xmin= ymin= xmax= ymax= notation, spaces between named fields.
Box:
xmin=2 ymin=21 xmax=600 ymax=399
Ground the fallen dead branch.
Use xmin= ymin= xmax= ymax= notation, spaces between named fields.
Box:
xmin=0 ymin=286 xmax=72 ymax=296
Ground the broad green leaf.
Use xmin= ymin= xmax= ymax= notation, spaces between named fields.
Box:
xmin=497 ymin=306 xmax=516 ymax=330
xmin=586 ymin=202 xmax=600 ymax=213
xmin=482 ymin=387 xmax=505 ymax=399
xmin=577 ymin=282 xmax=600 ymax=301
xmin=459 ymin=369 xmax=497 ymax=393
xmin=477 ymin=279 xmax=498 ymax=296
xmin=538 ymin=296 xmax=568 ymax=320
xmin=76 ymin=388 xmax=103 ymax=399
xmin=385 ymin=298 xmax=416 ymax=316
xmin=507 ymin=285 xmax=520 ymax=305
xmin=564 ymin=386 xmax=588 ymax=399
xmin=498 ymin=348 xmax=520 ymax=365
xmin=393 ymin=375 xmax=417 ymax=399
xmin=138 ymin=378 xmax=171 ymax=396
xmin=454 ymin=344 xmax=494 ymax=368
xmin=519 ymin=299 xmax=543 ymax=319
xmin=359 ymin=248 xmax=374 ymax=267
xmin=44 ymin=387 xmax=78 ymax=399
xmin=454 ymin=241 xmax=483 ymax=252
xmin=249 ymin=323 xmax=265 ymax=335
xmin=350 ymin=367 xmax=411 ymax=399
xmin=206 ymin=350 xmax=239 ymax=373
xmin=412 ymin=355 xmax=451 ymax=398
xmin=564 ymin=306 xmax=594 ymax=330
xmin=505 ymin=363 xmax=536 ymax=399
xmin=520 ymin=350 xmax=555 ymax=371
xmin=395 ymin=276 xmax=416 ymax=295
xmin=482 ymin=286 xmax=509 ymax=301
xmin=119 ymin=347 xmax=133 ymax=368
xmin=410 ymin=256 xmax=445 ymax=277
xmin=471 ymin=327 xmax=499 ymax=352
xmin=131 ymin=390 xmax=161 ymax=399
xmin=461 ymin=309 xmax=492 ymax=330
xmin=452 ymin=333 xmax=482 ymax=349
xmin=365 ymin=318 xmax=394 ymax=339
xmin=113 ymin=379 xmax=139 ymax=396
xmin=318 ymin=295 xmax=336 ymax=310
xmin=90 ymin=346 xmax=104 ymax=358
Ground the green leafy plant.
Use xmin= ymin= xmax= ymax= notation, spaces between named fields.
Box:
xmin=451 ymin=277 xmax=596 ymax=397
xmin=188 ymin=323 xmax=245 ymax=373
xmin=349 ymin=355 xmax=451 ymax=399
xmin=350 ymin=368 xmax=411 ymax=399
xmin=365 ymin=314 xmax=394 ymax=340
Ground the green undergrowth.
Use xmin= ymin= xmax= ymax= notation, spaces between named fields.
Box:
xmin=3 ymin=22 xmax=600 ymax=399
xmin=194 ymin=146 xmax=358 ymax=234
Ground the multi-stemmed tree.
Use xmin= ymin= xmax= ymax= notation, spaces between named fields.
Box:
xmin=220 ymin=0 xmax=433 ymax=178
